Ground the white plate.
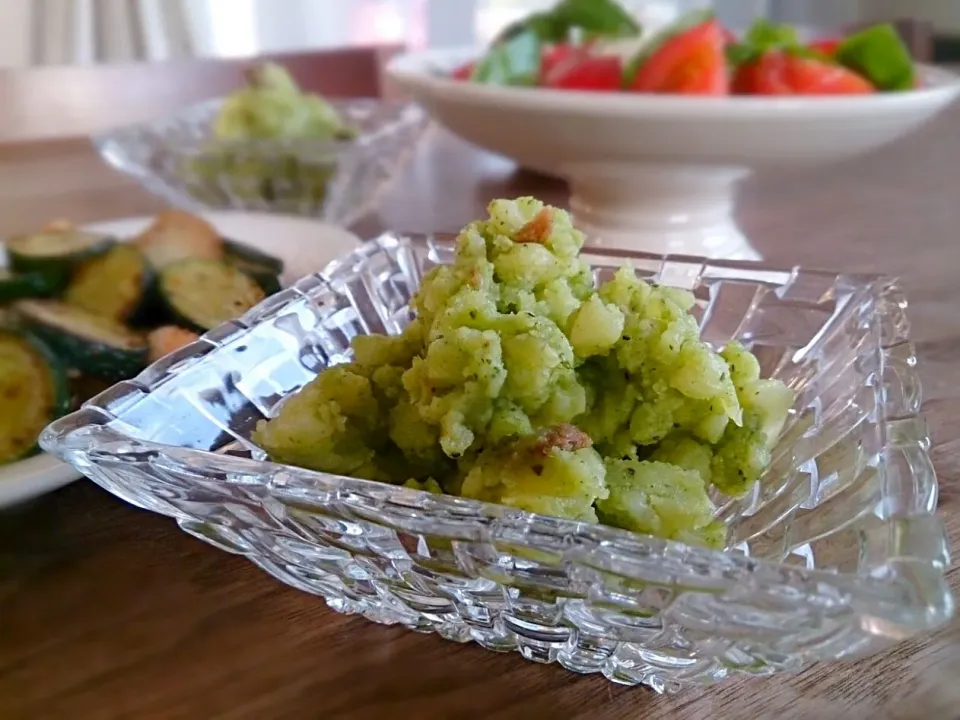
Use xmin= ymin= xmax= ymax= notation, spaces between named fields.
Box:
xmin=388 ymin=48 xmax=960 ymax=259
xmin=0 ymin=210 xmax=361 ymax=509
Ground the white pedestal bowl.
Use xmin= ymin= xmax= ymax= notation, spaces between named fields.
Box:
xmin=388 ymin=48 xmax=960 ymax=260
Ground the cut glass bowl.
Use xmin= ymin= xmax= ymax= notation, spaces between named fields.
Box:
xmin=93 ymin=99 xmax=428 ymax=227
xmin=41 ymin=234 xmax=952 ymax=693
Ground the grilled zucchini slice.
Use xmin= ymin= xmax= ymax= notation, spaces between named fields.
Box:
xmin=223 ymin=239 xmax=284 ymax=295
xmin=158 ymin=259 xmax=265 ymax=332
xmin=135 ymin=210 xmax=224 ymax=269
xmin=222 ymin=239 xmax=284 ymax=275
xmin=15 ymin=300 xmax=149 ymax=382
xmin=5 ymin=229 xmax=114 ymax=289
xmin=0 ymin=329 xmax=70 ymax=464
xmin=64 ymin=244 xmax=154 ymax=323
xmin=0 ymin=268 xmax=60 ymax=302
xmin=68 ymin=372 xmax=115 ymax=410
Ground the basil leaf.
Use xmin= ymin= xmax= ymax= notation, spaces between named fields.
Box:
xmin=554 ymin=0 xmax=641 ymax=39
xmin=725 ymin=43 xmax=755 ymax=67
xmin=727 ymin=43 xmax=824 ymax=69
xmin=495 ymin=0 xmax=639 ymax=47
xmin=835 ymin=23 xmax=915 ymax=91
xmin=471 ymin=29 xmax=543 ymax=86
xmin=744 ymin=18 xmax=799 ymax=49
xmin=497 ymin=11 xmax=570 ymax=44
xmin=622 ymin=8 xmax=714 ymax=85
xmin=726 ymin=18 xmax=805 ymax=68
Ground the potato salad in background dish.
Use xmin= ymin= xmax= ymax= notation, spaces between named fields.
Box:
xmin=255 ymin=198 xmax=793 ymax=548
xmin=213 ymin=63 xmax=358 ymax=143
xmin=187 ymin=63 xmax=358 ymax=208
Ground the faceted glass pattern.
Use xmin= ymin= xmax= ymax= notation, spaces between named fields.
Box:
xmin=41 ymin=235 xmax=952 ymax=693
xmin=93 ymin=99 xmax=428 ymax=227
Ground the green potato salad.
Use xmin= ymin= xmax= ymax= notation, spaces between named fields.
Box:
xmin=186 ymin=63 xmax=355 ymax=207
xmin=253 ymin=198 xmax=793 ymax=548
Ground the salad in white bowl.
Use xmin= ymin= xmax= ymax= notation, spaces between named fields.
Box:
xmin=388 ymin=0 xmax=960 ymax=259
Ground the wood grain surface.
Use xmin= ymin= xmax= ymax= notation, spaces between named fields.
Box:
xmin=2 ymin=53 xmax=960 ymax=720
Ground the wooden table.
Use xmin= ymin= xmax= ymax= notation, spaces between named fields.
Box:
xmin=3 ymin=70 xmax=960 ymax=720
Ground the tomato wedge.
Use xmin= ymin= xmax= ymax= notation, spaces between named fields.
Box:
xmin=541 ymin=43 xmax=580 ymax=79
xmin=452 ymin=62 xmax=475 ymax=80
xmin=733 ymin=51 xmax=875 ymax=95
xmin=544 ymin=52 xmax=623 ymax=92
xmin=628 ymin=19 xmax=729 ymax=95
xmin=809 ymin=38 xmax=842 ymax=56
xmin=731 ymin=53 xmax=788 ymax=94
xmin=454 ymin=43 xmax=589 ymax=85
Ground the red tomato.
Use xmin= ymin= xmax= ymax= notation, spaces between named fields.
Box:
xmin=628 ymin=19 xmax=730 ymax=95
xmin=452 ymin=62 xmax=475 ymax=80
xmin=541 ymin=43 xmax=580 ymax=80
xmin=789 ymin=56 xmax=875 ymax=93
xmin=453 ymin=43 xmax=587 ymax=84
xmin=731 ymin=53 xmax=791 ymax=94
xmin=808 ymin=38 xmax=842 ymax=56
xmin=544 ymin=53 xmax=623 ymax=92
xmin=733 ymin=51 xmax=875 ymax=95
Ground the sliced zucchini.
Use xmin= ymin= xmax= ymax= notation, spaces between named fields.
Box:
xmin=223 ymin=239 xmax=284 ymax=296
xmin=5 ymin=229 xmax=114 ymax=288
xmin=246 ymin=270 xmax=281 ymax=296
xmin=15 ymin=300 xmax=148 ymax=382
xmin=136 ymin=210 xmax=224 ymax=269
xmin=0 ymin=329 xmax=70 ymax=464
xmin=223 ymin=239 xmax=284 ymax=275
xmin=0 ymin=268 xmax=60 ymax=302
xmin=147 ymin=325 xmax=201 ymax=364
xmin=64 ymin=244 xmax=154 ymax=323
xmin=158 ymin=259 xmax=265 ymax=332
xmin=68 ymin=373 xmax=114 ymax=410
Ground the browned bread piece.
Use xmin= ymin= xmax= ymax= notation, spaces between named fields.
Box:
xmin=40 ymin=219 xmax=77 ymax=233
xmin=147 ymin=325 xmax=201 ymax=363
xmin=135 ymin=210 xmax=223 ymax=269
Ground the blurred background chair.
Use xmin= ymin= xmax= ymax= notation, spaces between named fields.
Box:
xmin=0 ymin=45 xmax=403 ymax=142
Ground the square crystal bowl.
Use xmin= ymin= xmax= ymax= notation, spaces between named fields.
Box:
xmin=41 ymin=234 xmax=952 ymax=693
xmin=93 ymin=98 xmax=428 ymax=226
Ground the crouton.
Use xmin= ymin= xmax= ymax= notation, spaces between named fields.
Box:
xmin=135 ymin=210 xmax=223 ymax=269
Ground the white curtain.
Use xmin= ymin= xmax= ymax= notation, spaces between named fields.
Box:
xmin=0 ymin=0 xmax=33 ymax=68
xmin=0 ymin=0 xmax=417 ymax=68
xmin=247 ymin=0 xmax=418 ymax=53
xmin=25 ymin=0 xmax=204 ymax=66
xmin=11 ymin=0 xmax=944 ymax=70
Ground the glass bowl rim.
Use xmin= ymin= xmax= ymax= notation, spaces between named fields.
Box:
xmin=39 ymin=232 xmax=952 ymax=632
xmin=90 ymin=96 xmax=429 ymax=157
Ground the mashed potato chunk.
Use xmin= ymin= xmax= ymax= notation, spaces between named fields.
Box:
xmin=253 ymin=198 xmax=793 ymax=549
